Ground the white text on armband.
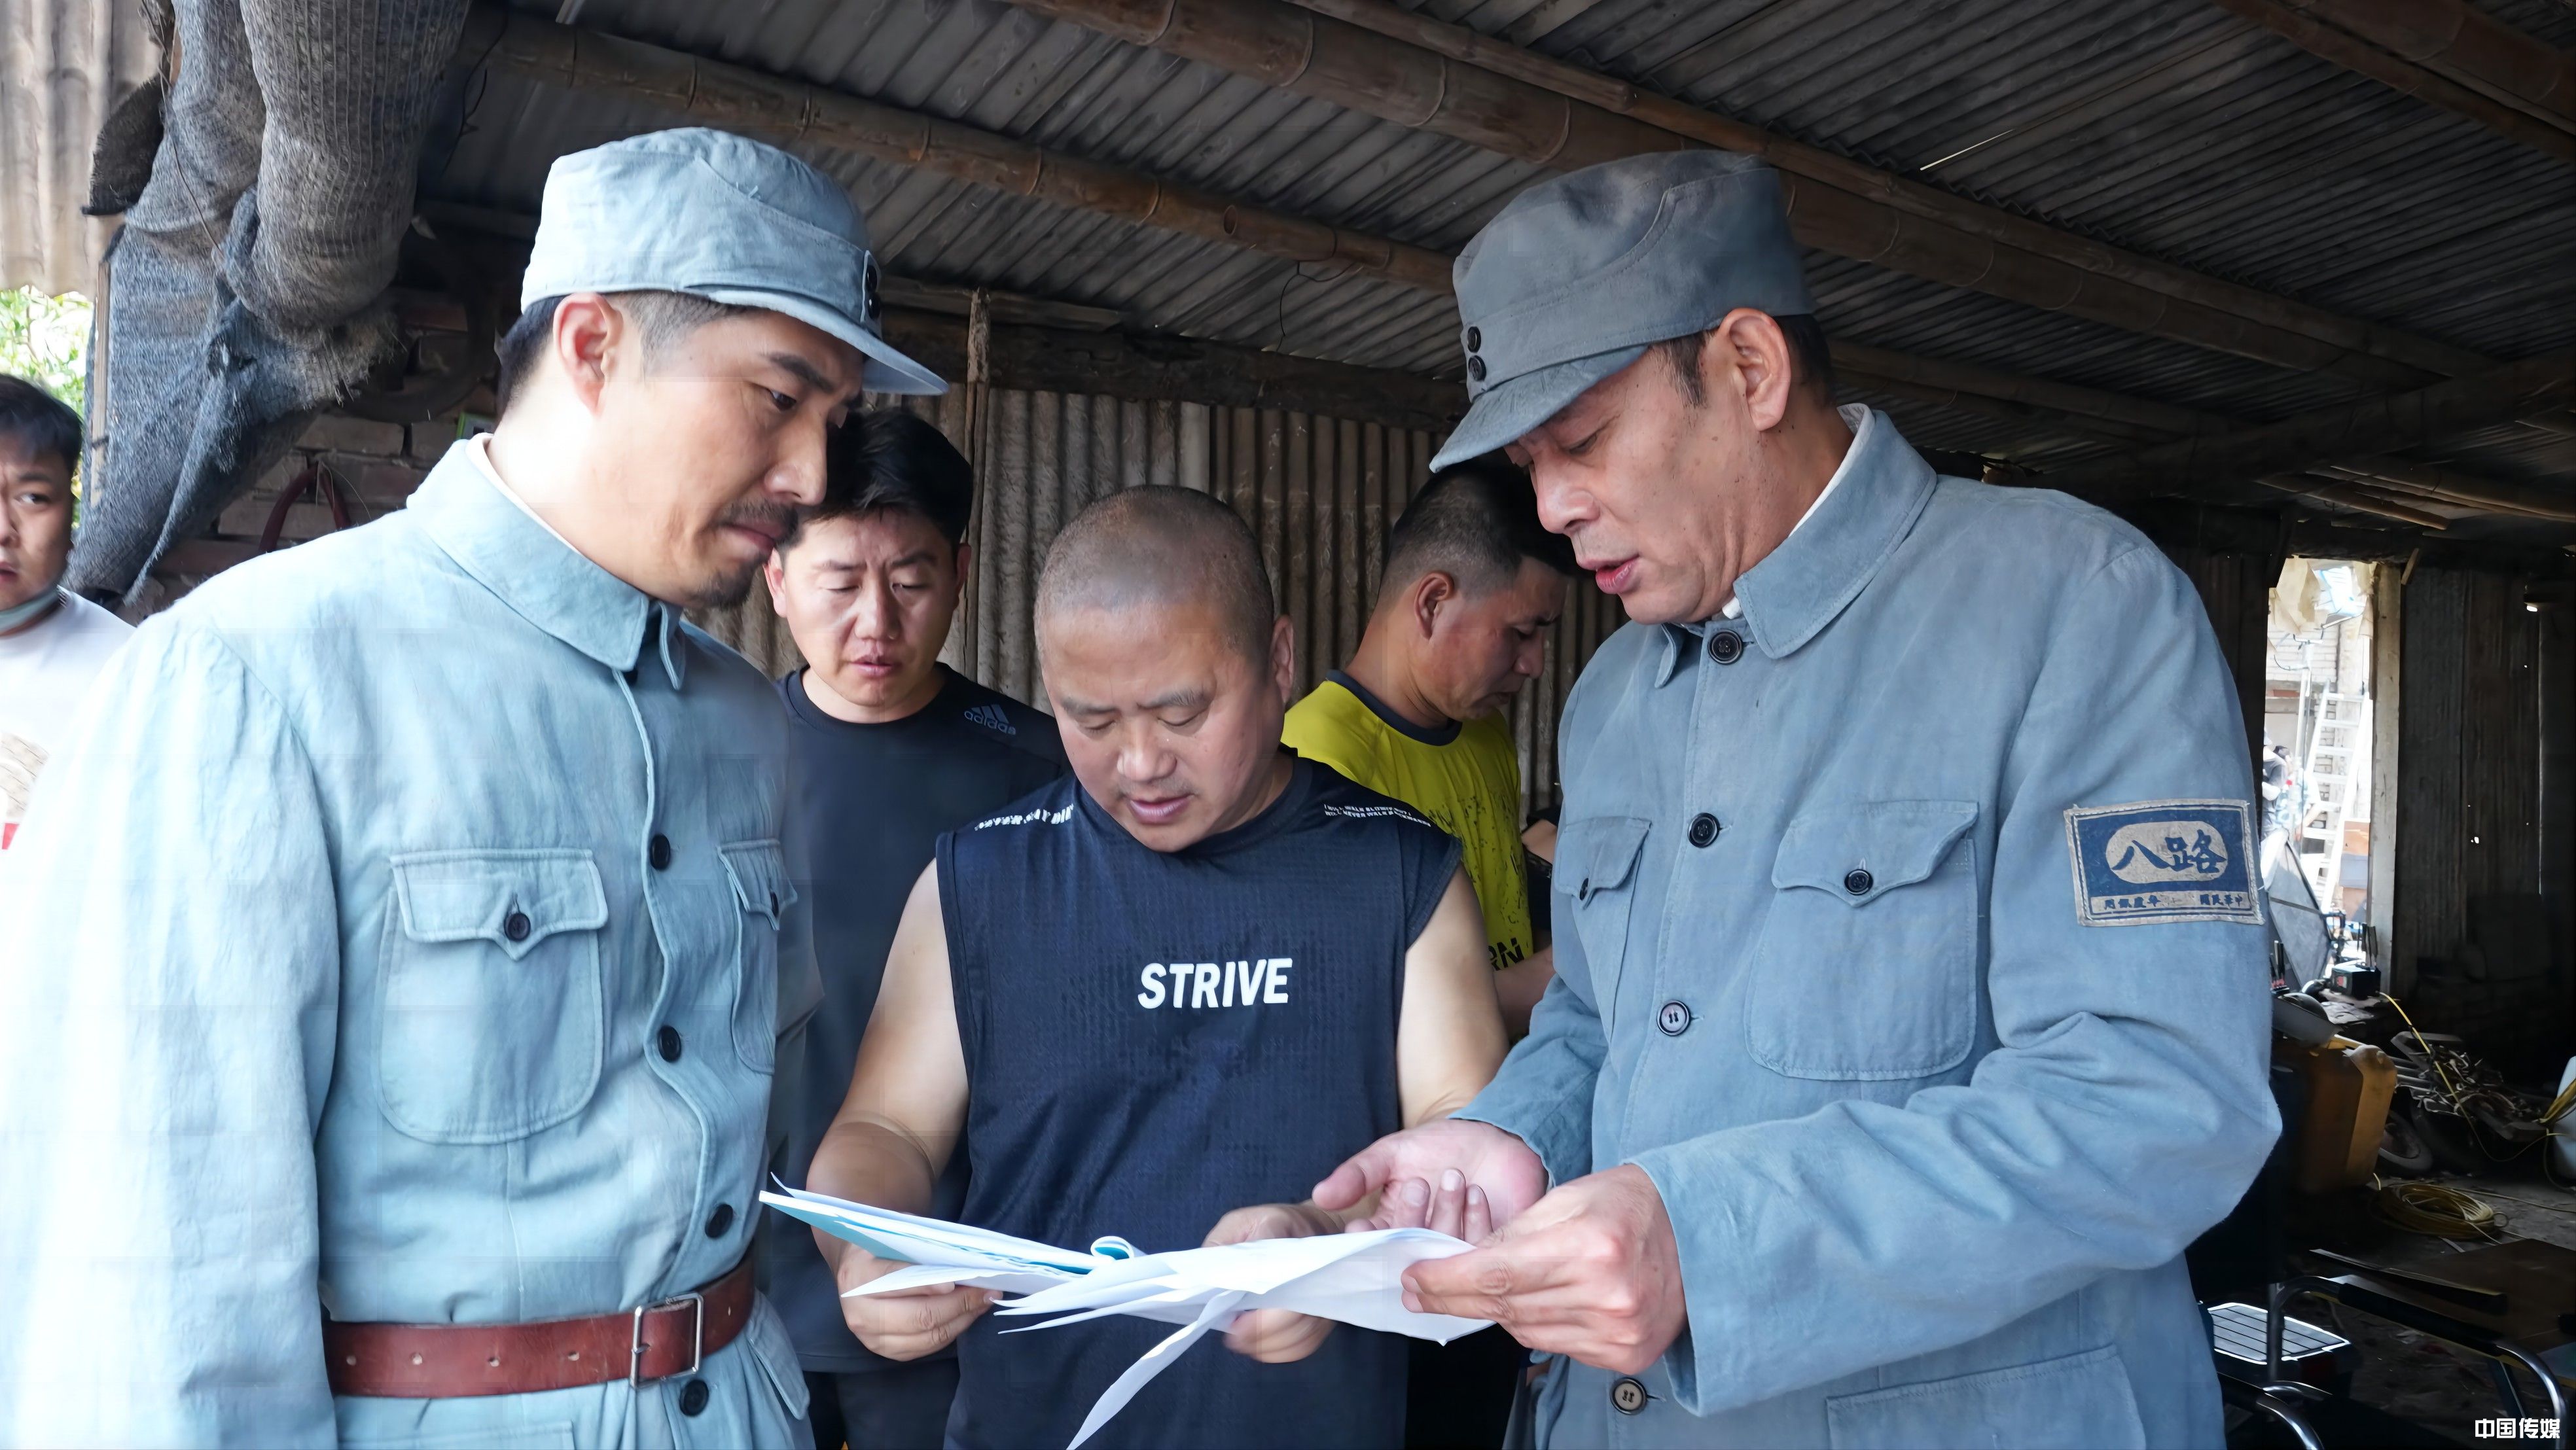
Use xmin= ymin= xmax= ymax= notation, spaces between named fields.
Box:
xmin=1136 ymin=959 xmax=1293 ymax=1010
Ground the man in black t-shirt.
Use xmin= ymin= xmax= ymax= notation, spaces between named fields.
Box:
xmin=757 ymin=411 xmax=1065 ymax=1449
xmin=804 ymin=487 xmax=1509 ymax=1449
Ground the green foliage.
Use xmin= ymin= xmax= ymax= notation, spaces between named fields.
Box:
xmin=0 ymin=287 xmax=92 ymax=417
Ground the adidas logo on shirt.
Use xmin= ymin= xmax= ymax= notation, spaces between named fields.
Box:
xmin=1136 ymin=958 xmax=1293 ymax=1010
xmin=963 ymin=703 xmax=1018 ymax=735
xmin=1321 ymin=802 xmax=1433 ymax=829
xmin=975 ymin=801 xmax=1077 ymax=829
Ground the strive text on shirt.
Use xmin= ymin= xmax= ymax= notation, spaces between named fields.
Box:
xmin=1136 ymin=958 xmax=1294 ymax=1009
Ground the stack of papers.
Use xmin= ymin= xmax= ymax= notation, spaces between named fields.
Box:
xmin=760 ymin=1185 xmax=1489 ymax=1447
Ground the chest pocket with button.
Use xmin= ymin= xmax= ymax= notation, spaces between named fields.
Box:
xmin=721 ymin=839 xmax=796 ymax=1074
xmin=381 ymin=850 xmax=608 ymax=1143
xmin=1745 ymin=800 xmax=1979 ymax=1081
xmin=1559 ymin=817 xmax=1653 ymax=1029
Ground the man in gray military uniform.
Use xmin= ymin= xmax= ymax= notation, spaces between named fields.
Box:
xmin=1312 ymin=151 xmax=2278 ymax=1447
xmin=0 ymin=129 xmax=940 ymax=1446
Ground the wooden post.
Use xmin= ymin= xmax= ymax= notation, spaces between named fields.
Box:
xmin=959 ymin=289 xmax=994 ymax=683
xmin=2369 ymin=561 xmax=2406 ymax=985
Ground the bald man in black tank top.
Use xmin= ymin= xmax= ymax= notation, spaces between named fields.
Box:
xmin=804 ymin=488 xmax=1511 ymax=1449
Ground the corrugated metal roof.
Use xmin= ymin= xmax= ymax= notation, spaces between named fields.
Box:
xmin=429 ymin=65 xmax=1490 ymax=376
xmin=414 ymin=0 xmax=2573 ymax=537
xmin=15 ymin=0 xmax=2567 ymax=527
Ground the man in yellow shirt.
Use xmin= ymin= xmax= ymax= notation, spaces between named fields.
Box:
xmin=1285 ymin=455 xmax=1575 ymax=1034
xmin=1284 ymin=455 xmax=1574 ymax=1450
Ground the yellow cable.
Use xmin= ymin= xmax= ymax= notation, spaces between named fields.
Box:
xmin=2541 ymin=1074 xmax=2575 ymax=1129
xmin=2382 ymin=994 xmax=2469 ymax=1108
xmin=2374 ymin=1180 xmax=2498 ymax=1239
xmin=2385 ymin=994 xmax=2569 ymax=1167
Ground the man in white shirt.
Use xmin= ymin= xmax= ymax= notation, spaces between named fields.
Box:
xmin=0 ymin=375 xmax=132 ymax=851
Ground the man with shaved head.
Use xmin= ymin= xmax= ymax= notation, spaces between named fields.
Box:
xmin=801 ymin=486 xmax=1509 ymax=1447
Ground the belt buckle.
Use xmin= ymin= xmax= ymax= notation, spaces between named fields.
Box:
xmin=630 ymin=1290 xmax=706 ymax=1387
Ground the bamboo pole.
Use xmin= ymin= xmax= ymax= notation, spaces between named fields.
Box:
xmin=2208 ymin=0 xmax=2574 ymax=161
xmin=2320 ymin=459 xmax=2576 ymax=522
xmin=2255 ymin=474 xmax=2452 ymax=529
xmin=457 ymin=6 xmax=1455 ymax=294
xmin=2043 ymin=353 xmax=2576 ymax=499
xmin=1831 ymin=342 xmax=2576 ymax=521
xmin=2250 ymin=0 xmax=2572 ymax=133
xmin=1831 ymin=342 xmax=2221 ymax=440
xmin=1277 ymin=0 xmax=2521 ymax=370
xmin=1007 ymin=0 xmax=2501 ymax=389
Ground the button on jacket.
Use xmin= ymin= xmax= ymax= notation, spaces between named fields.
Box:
xmin=1459 ymin=410 xmax=2277 ymax=1449
xmin=0 ymin=442 xmax=820 ymax=1448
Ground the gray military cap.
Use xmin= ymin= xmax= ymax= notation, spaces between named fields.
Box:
xmin=521 ymin=128 xmax=946 ymax=396
xmin=1431 ymin=150 xmax=1812 ymax=468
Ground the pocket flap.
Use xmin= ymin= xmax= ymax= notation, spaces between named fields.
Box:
xmin=1561 ymin=817 xmax=1653 ymax=901
xmin=1773 ymin=800 xmax=1977 ymax=906
xmin=391 ymin=850 xmax=607 ymax=961
xmin=721 ymin=839 xmax=797 ymax=925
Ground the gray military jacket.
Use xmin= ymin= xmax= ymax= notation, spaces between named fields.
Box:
xmin=1462 ymin=408 xmax=2277 ymax=1449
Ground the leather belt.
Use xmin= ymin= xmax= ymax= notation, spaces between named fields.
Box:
xmin=326 ymin=1258 xmax=755 ymax=1398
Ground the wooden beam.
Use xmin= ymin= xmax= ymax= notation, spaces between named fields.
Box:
xmin=1834 ymin=341 xmax=2576 ymax=521
xmin=421 ymin=200 xmax=1135 ymax=332
xmin=2256 ymin=474 xmax=2452 ymax=529
xmin=2043 ymin=353 xmax=2576 ymax=499
xmin=2118 ymin=498 xmax=2576 ymax=574
xmin=1837 ymin=366 xmax=2160 ymax=448
xmin=2323 ymin=458 xmax=2576 ymax=523
xmin=878 ymin=308 xmax=1465 ymax=432
xmin=2272 ymin=0 xmax=2572 ymax=130
xmin=876 ymin=277 xmax=1124 ymax=333
xmin=416 ymin=201 xmax=1464 ymax=432
xmin=2112 ymin=497 xmax=2576 ymax=569
xmin=1279 ymin=0 xmax=2527 ymax=372
xmin=457 ymin=5 xmax=1455 ymax=293
xmin=2208 ymin=0 xmax=2575 ymax=161
xmin=1010 ymin=0 xmax=2505 ymax=389
xmin=1832 ymin=340 xmax=2220 ymax=440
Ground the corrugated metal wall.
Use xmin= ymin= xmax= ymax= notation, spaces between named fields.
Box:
xmin=2392 ymin=568 xmax=2546 ymax=963
xmin=2380 ymin=564 xmax=2576 ymax=1076
xmin=692 ymin=388 xmax=1623 ymax=819
xmin=0 ymin=0 xmax=155 ymax=294
xmin=2161 ymin=542 xmax=2276 ymax=759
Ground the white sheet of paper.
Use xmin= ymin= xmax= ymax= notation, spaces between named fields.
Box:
xmin=759 ymin=1188 xmax=1492 ymax=1447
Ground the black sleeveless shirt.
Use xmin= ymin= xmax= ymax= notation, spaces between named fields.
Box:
xmin=937 ymin=756 xmax=1461 ymax=1449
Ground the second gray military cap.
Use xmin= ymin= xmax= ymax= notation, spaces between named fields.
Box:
xmin=1432 ymin=151 xmax=1813 ymax=469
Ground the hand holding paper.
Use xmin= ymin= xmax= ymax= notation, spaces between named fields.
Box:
xmin=832 ymin=1246 xmax=999 ymax=1361
xmin=1398 ymin=1163 xmax=1688 ymax=1377
xmin=760 ymin=1185 xmax=1491 ymax=1449
xmin=1314 ymin=1117 xmax=1548 ymax=1231
xmin=1200 ymin=1200 xmax=1346 ymax=1364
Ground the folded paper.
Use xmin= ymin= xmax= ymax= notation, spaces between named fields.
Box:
xmin=760 ymin=1185 xmax=1488 ymax=1447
